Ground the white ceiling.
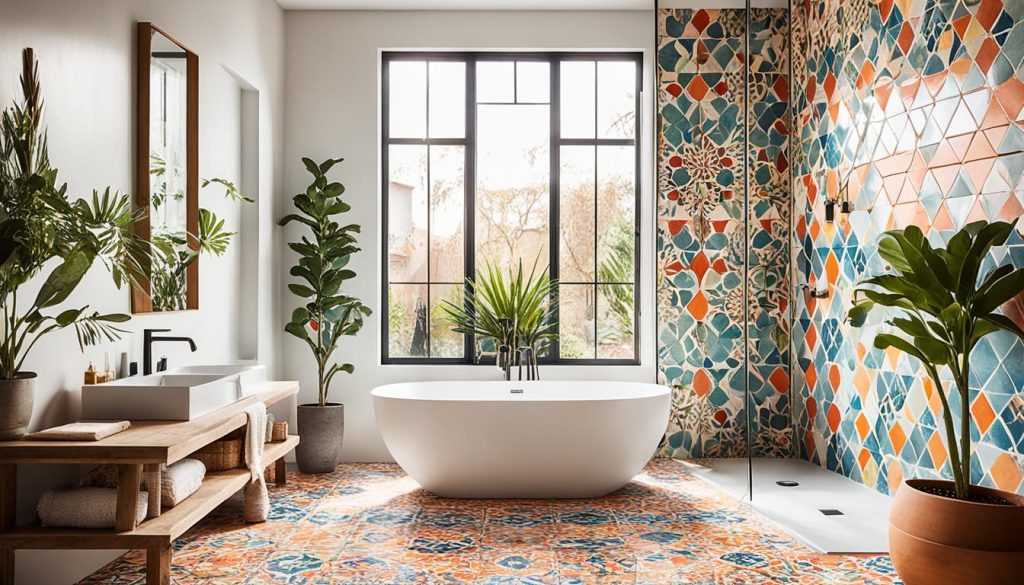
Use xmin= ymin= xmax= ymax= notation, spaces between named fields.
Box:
xmin=276 ymin=0 xmax=653 ymax=10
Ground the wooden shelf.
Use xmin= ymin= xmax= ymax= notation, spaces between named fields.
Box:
xmin=0 ymin=436 xmax=298 ymax=550
xmin=0 ymin=382 xmax=298 ymax=465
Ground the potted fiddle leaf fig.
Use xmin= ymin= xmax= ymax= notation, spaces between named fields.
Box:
xmin=0 ymin=49 xmax=143 ymax=439
xmin=848 ymin=220 xmax=1024 ymax=585
xmin=281 ymin=157 xmax=370 ymax=472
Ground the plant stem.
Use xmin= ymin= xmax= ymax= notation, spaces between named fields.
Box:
xmin=929 ymin=364 xmax=964 ymax=496
xmin=958 ymin=352 xmax=971 ymax=499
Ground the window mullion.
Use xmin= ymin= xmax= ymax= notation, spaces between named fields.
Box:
xmin=464 ymin=55 xmax=477 ymax=364
xmin=549 ymin=54 xmax=561 ymax=362
xmin=592 ymin=61 xmax=599 ymax=361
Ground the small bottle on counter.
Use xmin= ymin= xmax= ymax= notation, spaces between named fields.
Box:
xmin=84 ymin=362 xmax=98 ymax=385
xmin=103 ymin=352 xmax=114 ymax=382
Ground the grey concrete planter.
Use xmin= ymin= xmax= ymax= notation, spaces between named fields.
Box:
xmin=295 ymin=403 xmax=344 ymax=473
xmin=0 ymin=373 xmax=36 ymax=440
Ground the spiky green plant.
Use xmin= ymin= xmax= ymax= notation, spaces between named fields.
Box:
xmin=848 ymin=220 xmax=1024 ymax=500
xmin=441 ymin=259 xmax=558 ymax=365
xmin=0 ymin=49 xmax=145 ymax=379
xmin=281 ymin=157 xmax=371 ymax=406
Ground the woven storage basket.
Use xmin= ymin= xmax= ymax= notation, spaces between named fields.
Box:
xmin=190 ymin=432 xmax=244 ymax=471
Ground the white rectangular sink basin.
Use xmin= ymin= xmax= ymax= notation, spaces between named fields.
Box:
xmin=171 ymin=364 xmax=267 ymax=396
xmin=81 ymin=364 xmax=267 ymax=421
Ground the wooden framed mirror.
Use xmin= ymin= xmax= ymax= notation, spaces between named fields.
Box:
xmin=133 ymin=22 xmax=199 ymax=313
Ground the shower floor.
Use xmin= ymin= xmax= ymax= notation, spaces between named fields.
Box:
xmin=685 ymin=458 xmax=891 ymax=554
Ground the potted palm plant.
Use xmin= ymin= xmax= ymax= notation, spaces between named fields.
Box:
xmin=281 ymin=157 xmax=370 ymax=472
xmin=0 ymin=49 xmax=142 ymax=439
xmin=441 ymin=260 xmax=558 ymax=379
xmin=848 ymin=220 xmax=1024 ymax=585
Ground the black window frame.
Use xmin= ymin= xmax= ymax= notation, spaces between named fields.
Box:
xmin=381 ymin=51 xmax=642 ymax=366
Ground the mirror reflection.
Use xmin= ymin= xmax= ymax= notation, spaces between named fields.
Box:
xmin=148 ymin=31 xmax=191 ymax=311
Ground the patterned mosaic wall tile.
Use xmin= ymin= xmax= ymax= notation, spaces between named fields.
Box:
xmin=657 ymin=8 xmax=792 ymax=458
xmin=791 ymin=0 xmax=1024 ymax=495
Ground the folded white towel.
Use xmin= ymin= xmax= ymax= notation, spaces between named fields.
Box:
xmin=161 ymin=458 xmax=206 ymax=508
xmin=243 ymin=403 xmax=269 ymax=522
xmin=38 ymin=487 xmax=147 ymax=529
xmin=26 ymin=421 xmax=130 ymax=441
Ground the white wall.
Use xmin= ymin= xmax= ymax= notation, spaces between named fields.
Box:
xmin=282 ymin=10 xmax=657 ymax=462
xmin=0 ymin=0 xmax=284 ymax=582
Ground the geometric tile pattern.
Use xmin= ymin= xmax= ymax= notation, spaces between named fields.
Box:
xmin=791 ymin=0 xmax=1024 ymax=495
xmin=79 ymin=462 xmax=901 ymax=584
xmin=657 ymin=8 xmax=792 ymax=458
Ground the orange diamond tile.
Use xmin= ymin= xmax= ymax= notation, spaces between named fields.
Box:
xmin=927 ymin=433 xmax=948 ymax=469
xmin=693 ymin=368 xmax=712 ymax=397
xmin=827 ymin=403 xmax=841 ymax=433
xmin=769 ymin=367 xmax=789 ymax=393
xmin=858 ymin=448 xmax=873 ymax=470
xmin=686 ymin=76 xmax=710 ymax=101
xmin=991 ymin=453 xmax=1023 ymax=493
xmin=889 ymin=424 xmax=908 ymax=455
xmin=686 ymin=291 xmax=709 ymax=321
xmin=855 ymin=413 xmax=870 ymax=440
xmin=977 ymin=0 xmax=1004 ymax=31
xmin=971 ymin=394 xmax=998 ymax=435
xmin=805 ymin=362 xmax=818 ymax=390
xmin=828 ymin=364 xmax=841 ymax=393
xmin=888 ymin=460 xmax=905 ymax=494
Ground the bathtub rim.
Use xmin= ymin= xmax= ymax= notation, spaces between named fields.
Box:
xmin=370 ymin=380 xmax=671 ymax=402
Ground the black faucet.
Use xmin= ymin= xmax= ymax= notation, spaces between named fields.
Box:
xmin=143 ymin=328 xmax=197 ymax=375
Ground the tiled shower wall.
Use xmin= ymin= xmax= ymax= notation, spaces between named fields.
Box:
xmin=657 ymin=8 xmax=792 ymax=458
xmin=791 ymin=0 xmax=1024 ymax=495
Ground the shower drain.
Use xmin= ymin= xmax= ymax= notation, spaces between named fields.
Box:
xmin=776 ymin=480 xmax=799 ymax=487
xmin=819 ymin=509 xmax=845 ymax=516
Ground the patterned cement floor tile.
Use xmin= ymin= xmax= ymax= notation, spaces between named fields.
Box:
xmin=78 ymin=460 xmax=901 ymax=585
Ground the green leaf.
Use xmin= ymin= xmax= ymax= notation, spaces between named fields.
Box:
xmin=957 ymin=221 xmax=1015 ymax=303
xmin=285 ymin=321 xmax=309 ymax=340
xmin=319 ymin=158 xmax=344 ymax=174
xmin=974 ymin=268 xmax=1024 ymax=314
xmin=877 ymin=235 xmax=912 ymax=273
xmin=302 ymin=157 xmax=321 ymax=177
xmin=914 ymin=337 xmax=950 ymax=365
xmin=95 ymin=313 xmax=131 ymax=323
xmin=979 ymin=314 xmax=1024 ymax=343
xmin=288 ymin=283 xmax=315 ymax=298
xmin=35 ymin=250 xmax=92 ymax=308
xmin=847 ymin=300 xmax=874 ymax=327
xmin=874 ymin=333 xmax=928 ymax=364
xmin=55 ymin=308 xmax=84 ymax=327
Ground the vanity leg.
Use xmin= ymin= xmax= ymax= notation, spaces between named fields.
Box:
xmin=146 ymin=547 xmax=170 ymax=585
xmin=275 ymin=457 xmax=286 ymax=486
xmin=115 ymin=464 xmax=143 ymax=531
xmin=143 ymin=464 xmax=162 ymax=519
xmin=0 ymin=548 xmax=13 ymax=585
xmin=0 ymin=464 xmax=15 ymax=585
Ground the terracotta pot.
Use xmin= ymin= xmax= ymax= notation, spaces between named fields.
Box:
xmin=890 ymin=479 xmax=1024 ymax=585
xmin=295 ymin=403 xmax=344 ymax=473
xmin=0 ymin=373 xmax=36 ymax=440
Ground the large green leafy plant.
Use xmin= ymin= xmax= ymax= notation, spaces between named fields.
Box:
xmin=281 ymin=158 xmax=371 ymax=407
xmin=0 ymin=49 xmax=142 ymax=379
xmin=441 ymin=260 xmax=558 ymax=370
xmin=848 ymin=220 xmax=1024 ymax=499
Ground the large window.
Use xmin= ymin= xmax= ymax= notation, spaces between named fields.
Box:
xmin=382 ymin=52 xmax=640 ymax=364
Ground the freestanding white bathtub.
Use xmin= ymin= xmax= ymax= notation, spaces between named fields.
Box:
xmin=371 ymin=380 xmax=670 ymax=498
